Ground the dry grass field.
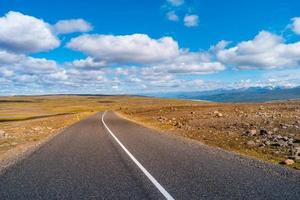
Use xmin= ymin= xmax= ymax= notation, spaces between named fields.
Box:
xmin=0 ymin=95 xmax=299 ymax=170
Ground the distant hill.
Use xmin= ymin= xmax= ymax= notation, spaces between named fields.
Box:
xmin=149 ymin=86 xmax=300 ymax=103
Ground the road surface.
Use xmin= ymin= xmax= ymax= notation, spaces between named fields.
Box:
xmin=0 ymin=111 xmax=299 ymax=199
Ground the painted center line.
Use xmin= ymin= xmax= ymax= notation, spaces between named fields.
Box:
xmin=101 ymin=111 xmax=175 ymax=200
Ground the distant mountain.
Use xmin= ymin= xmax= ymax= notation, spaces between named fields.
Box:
xmin=148 ymin=86 xmax=300 ymax=103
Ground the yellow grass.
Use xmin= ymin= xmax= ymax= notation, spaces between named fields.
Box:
xmin=0 ymin=95 xmax=299 ymax=170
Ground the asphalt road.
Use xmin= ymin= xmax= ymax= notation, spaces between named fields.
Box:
xmin=0 ymin=111 xmax=299 ymax=199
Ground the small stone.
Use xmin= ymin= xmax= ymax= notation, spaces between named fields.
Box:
xmin=246 ymin=140 xmax=256 ymax=146
xmin=260 ymin=129 xmax=269 ymax=135
xmin=287 ymin=139 xmax=294 ymax=146
xmin=277 ymin=140 xmax=288 ymax=147
xmin=175 ymin=122 xmax=182 ymax=128
xmin=32 ymin=127 xmax=41 ymax=131
xmin=283 ymin=136 xmax=289 ymax=141
xmin=276 ymin=135 xmax=283 ymax=140
xmin=282 ymin=159 xmax=295 ymax=165
xmin=0 ymin=130 xmax=5 ymax=139
xmin=280 ymin=124 xmax=288 ymax=129
xmin=255 ymin=139 xmax=261 ymax=143
xmin=264 ymin=141 xmax=271 ymax=146
xmin=213 ymin=111 xmax=223 ymax=117
xmin=245 ymin=129 xmax=257 ymax=136
xmin=258 ymin=143 xmax=266 ymax=148
xmin=291 ymin=146 xmax=300 ymax=161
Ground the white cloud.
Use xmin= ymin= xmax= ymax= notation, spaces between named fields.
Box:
xmin=167 ymin=0 xmax=184 ymax=7
xmin=67 ymin=34 xmax=180 ymax=65
xmin=216 ymin=31 xmax=300 ymax=69
xmin=0 ymin=50 xmax=59 ymax=74
xmin=166 ymin=11 xmax=179 ymax=21
xmin=48 ymin=70 xmax=68 ymax=81
xmin=292 ymin=17 xmax=300 ymax=35
xmin=69 ymin=57 xmax=108 ymax=69
xmin=0 ymin=11 xmax=60 ymax=54
xmin=66 ymin=33 xmax=224 ymax=74
xmin=16 ymin=74 xmax=38 ymax=83
xmin=53 ymin=19 xmax=92 ymax=34
xmin=155 ymin=51 xmax=225 ymax=74
xmin=184 ymin=14 xmax=199 ymax=27
xmin=0 ymin=67 xmax=14 ymax=77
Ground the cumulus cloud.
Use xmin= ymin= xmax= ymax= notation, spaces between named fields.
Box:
xmin=167 ymin=0 xmax=184 ymax=7
xmin=216 ymin=31 xmax=300 ymax=69
xmin=53 ymin=19 xmax=93 ymax=34
xmin=0 ymin=11 xmax=60 ymax=54
xmin=69 ymin=57 xmax=108 ymax=69
xmin=15 ymin=74 xmax=38 ymax=83
xmin=292 ymin=17 xmax=300 ymax=35
xmin=0 ymin=50 xmax=59 ymax=75
xmin=184 ymin=14 xmax=199 ymax=27
xmin=0 ymin=67 xmax=14 ymax=77
xmin=48 ymin=70 xmax=68 ymax=81
xmin=155 ymin=51 xmax=225 ymax=74
xmin=67 ymin=34 xmax=180 ymax=65
xmin=166 ymin=11 xmax=179 ymax=21
xmin=66 ymin=33 xmax=224 ymax=74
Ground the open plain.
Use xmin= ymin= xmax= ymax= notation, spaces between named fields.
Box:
xmin=0 ymin=95 xmax=299 ymax=171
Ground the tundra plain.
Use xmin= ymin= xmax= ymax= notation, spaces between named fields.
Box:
xmin=0 ymin=95 xmax=299 ymax=170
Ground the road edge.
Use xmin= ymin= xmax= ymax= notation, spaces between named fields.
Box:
xmin=115 ymin=111 xmax=300 ymax=182
xmin=0 ymin=113 xmax=97 ymax=176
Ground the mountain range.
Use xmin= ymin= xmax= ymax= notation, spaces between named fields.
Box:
xmin=148 ymin=86 xmax=300 ymax=103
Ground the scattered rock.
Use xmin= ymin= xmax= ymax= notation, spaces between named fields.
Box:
xmin=287 ymin=139 xmax=294 ymax=146
xmin=32 ymin=127 xmax=42 ymax=131
xmin=283 ymin=136 xmax=289 ymax=141
xmin=174 ymin=122 xmax=183 ymax=128
xmin=264 ymin=141 xmax=271 ymax=146
xmin=291 ymin=146 xmax=300 ymax=161
xmin=277 ymin=140 xmax=288 ymax=147
xmin=260 ymin=129 xmax=269 ymax=135
xmin=246 ymin=140 xmax=256 ymax=146
xmin=281 ymin=125 xmax=288 ymax=129
xmin=213 ymin=111 xmax=223 ymax=117
xmin=0 ymin=130 xmax=5 ymax=139
xmin=245 ymin=129 xmax=257 ymax=136
xmin=157 ymin=116 xmax=167 ymax=123
xmin=281 ymin=159 xmax=295 ymax=165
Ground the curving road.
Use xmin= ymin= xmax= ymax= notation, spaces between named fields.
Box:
xmin=0 ymin=111 xmax=299 ymax=199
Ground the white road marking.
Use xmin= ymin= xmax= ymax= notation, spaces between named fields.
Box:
xmin=101 ymin=111 xmax=175 ymax=200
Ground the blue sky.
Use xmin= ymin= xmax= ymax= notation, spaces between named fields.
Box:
xmin=1 ymin=0 xmax=300 ymax=95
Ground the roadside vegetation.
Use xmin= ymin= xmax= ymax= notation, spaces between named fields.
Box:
xmin=0 ymin=95 xmax=299 ymax=170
